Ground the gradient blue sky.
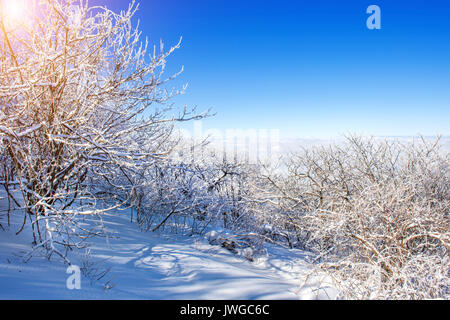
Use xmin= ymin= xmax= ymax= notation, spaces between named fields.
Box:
xmin=91 ymin=0 xmax=450 ymax=138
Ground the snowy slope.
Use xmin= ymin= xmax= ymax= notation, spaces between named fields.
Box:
xmin=0 ymin=197 xmax=335 ymax=300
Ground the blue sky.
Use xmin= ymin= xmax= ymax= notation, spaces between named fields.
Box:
xmin=92 ymin=0 xmax=450 ymax=138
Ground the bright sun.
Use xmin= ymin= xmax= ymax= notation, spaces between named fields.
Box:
xmin=1 ymin=0 xmax=27 ymax=23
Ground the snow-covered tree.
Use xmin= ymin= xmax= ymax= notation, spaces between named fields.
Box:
xmin=265 ymin=136 xmax=449 ymax=299
xmin=0 ymin=0 xmax=201 ymax=261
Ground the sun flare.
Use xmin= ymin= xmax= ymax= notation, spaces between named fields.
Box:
xmin=1 ymin=0 xmax=27 ymax=24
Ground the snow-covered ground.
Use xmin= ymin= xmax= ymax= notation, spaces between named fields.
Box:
xmin=0 ymin=196 xmax=335 ymax=300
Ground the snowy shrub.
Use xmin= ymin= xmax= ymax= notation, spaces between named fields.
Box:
xmin=0 ymin=0 xmax=202 ymax=262
xmin=125 ymin=145 xmax=271 ymax=258
xmin=206 ymin=229 xmax=262 ymax=261
xmin=267 ymin=136 xmax=449 ymax=299
xmin=79 ymin=248 xmax=113 ymax=288
xmin=134 ymin=153 xmax=258 ymax=234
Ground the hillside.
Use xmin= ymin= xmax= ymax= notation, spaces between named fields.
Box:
xmin=0 ymin=200 xmax=335 ymax=300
